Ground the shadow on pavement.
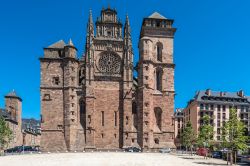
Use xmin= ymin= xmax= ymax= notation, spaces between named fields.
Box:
xmin=237 ymin=163 xmax=250 ymax=166
xmin=194 ymin=161 xmax=249 ymax=166
xmin=179 ymin=157 xmax=195 ymax=160
xmin=193 ymin=162 xmax=227 ymax=165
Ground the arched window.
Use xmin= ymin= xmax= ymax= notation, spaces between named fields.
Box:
xmin=132 ymin=102 xmax=137 ymax=114
xmin=78 ymin=67 xmax=85 ymax=85
xmin=156 ymin=69 xmax=162 ymax=91
xmin=156 ymin=21 xmax=161 ymax=27
xmin=132 ymin=102 xmax=137 ymax=129
xmin=79 ymin=98 xmax=86 ymax=128
xmin=156 ymin=42 xmax=163 ymax=62
xmin=154 ymin=107 xmax=162 ymax=130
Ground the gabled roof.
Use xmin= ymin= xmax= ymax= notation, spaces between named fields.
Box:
xmin=148 ymin=12 xmax=167 ymax=19
xmin=47 ymin=40 xmax=66 ymax=48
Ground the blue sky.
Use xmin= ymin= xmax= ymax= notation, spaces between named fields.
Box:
xmin=0 ymin=0 xmax=250 ymax=119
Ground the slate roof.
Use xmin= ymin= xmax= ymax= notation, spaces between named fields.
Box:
xmin=47 ymin=40 xmax=66 ymax=48
xmin=5 ymin=90 xmax=20 ymax=97
xmin=196 ymin=91 xmax=246 ymax=100
xmin=0 ymin=108 xmax=17 ymax=123
xmin=191 ymin=90 xmax=250 ymax=105
xmin=5 ymin=90 xmax=22 ymax=101
xmin=148 ymin=12 xmax=167 ymax=19
xmin=174 ymin=108 xmax=184 ymax=117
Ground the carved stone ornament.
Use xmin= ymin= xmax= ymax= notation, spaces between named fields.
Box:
xmin=98 ymin=51 xmax=121 ymax=74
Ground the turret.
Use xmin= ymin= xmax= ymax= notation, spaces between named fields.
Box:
xmin=5 ymin=90 xmax=22 ymax=124
xmin=64 ymin=39 xmax=77 ymax=58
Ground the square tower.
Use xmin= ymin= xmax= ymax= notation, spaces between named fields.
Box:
xmin=137 ymin=12 xmax=176 ymax=150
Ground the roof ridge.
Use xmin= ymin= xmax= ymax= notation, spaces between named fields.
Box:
xmin=48 ymin=40 xmax=66 ymax=48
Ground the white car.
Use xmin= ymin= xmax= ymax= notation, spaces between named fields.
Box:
xmin=159 ymin=148 xmax=171 ymax=153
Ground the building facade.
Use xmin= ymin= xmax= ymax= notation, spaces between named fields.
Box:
xmin=183 ymin=89 xmax=250 ymax=142
xmin=0 ymin=91 xmax=41 ymax=149
xmin=40 ymin=8 xmax=176 ymax=151
xmin=22 ymin=119 xmax=41 ymax=147
xmin=173 ymin=108 xmax=184 ymax=148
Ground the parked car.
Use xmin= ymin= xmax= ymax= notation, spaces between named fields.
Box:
xmin=23 ymin=146 xmax=38 ymax=152
xmin=125 ymin=147 xmax=141 ymax=152
xmin=4 ymin=146 xmax=38 ymax=153
xmin=4 ymin=146 xmax=23 ymax=153
xmin=159 ymin=148 xmax=171 ymax=153
xmin=211 ymin=151 xmax=222 ymax=158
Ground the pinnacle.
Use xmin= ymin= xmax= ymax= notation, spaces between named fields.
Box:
xmin=89 ymin=9 xmax=93 ymax=24
xmin=68 ymin=38 xmax=74 ymax=46
xmin=125 ymin=14 xmax=130 ymax=27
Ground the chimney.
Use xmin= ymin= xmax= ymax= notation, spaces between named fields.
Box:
xmin=205 ymin=89 xmax=211 ymax=96
xmin=238 ymin=90 xmax=244 ymax=97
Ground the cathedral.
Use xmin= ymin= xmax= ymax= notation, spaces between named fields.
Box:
xmin=40 ymin=7 xmax=176 ymax=151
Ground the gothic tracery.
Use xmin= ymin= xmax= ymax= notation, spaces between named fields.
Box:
xmin=98 ymin=52 xmax=121 ymax=74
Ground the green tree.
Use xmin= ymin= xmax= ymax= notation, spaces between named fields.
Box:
xmin=0 ymin=115 xmax=12 ymax=155
xmin=197 ymin=114 xmax=214 ymax=158
xmin=221 ymin=108 xmax=249 ymax=165
xmin=181 ymin=121 xmax=196 ymax=155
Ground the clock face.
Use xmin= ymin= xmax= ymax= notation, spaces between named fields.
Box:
xmin=98 ymin=51 xmax=121 ymax=74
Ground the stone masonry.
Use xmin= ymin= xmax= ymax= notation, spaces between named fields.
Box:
xmin=0 ymin=91 xmax=41 ymax=149
xmin=40 ymin=7 xmax=176 ymax=152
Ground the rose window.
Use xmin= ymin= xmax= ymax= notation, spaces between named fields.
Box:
xmin=98 ymin=52 xmax=121 ymax=74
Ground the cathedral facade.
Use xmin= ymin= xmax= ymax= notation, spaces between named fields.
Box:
xmin=40 ymin=7 xmax=176 ymax=151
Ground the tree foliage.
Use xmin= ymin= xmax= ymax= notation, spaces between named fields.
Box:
xmin=0 ymin=115 xmax=12 ymax=152
xmin=181 ymin=121 xmax=196 ymax=149
xmin=197 ymin=114 xmax=214 ymax=148
xmin=221 ymin=108 xmax=249 ymax=152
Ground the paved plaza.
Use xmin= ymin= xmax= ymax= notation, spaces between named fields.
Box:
xmin=0 ymin=152 xmax=238 ymax=166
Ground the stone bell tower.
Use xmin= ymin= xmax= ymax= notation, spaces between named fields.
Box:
xmin=137 ymin=12 xmax=176 ymax=150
